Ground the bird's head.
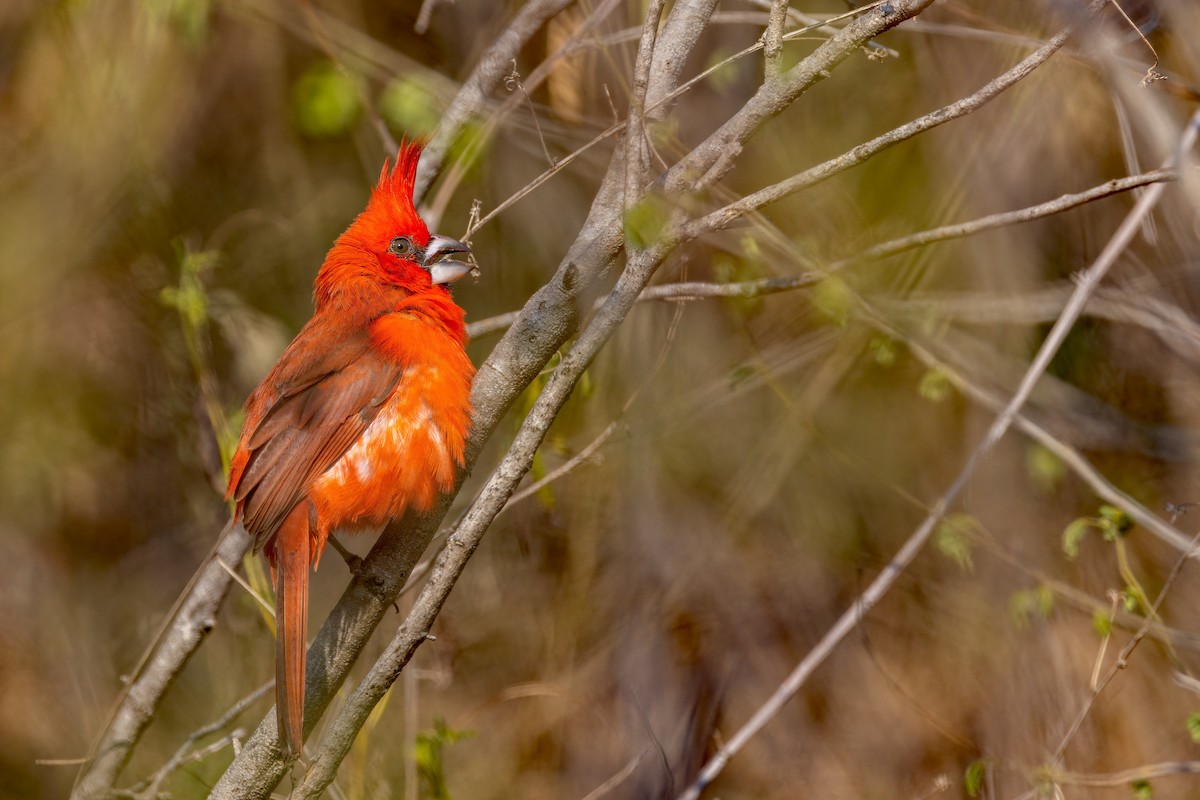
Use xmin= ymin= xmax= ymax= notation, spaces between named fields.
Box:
xmin=316 ymin=141 xmax=475 ymax=306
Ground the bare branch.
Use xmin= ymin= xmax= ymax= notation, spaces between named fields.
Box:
xmin=683 ymin=0 xmax=1107 ymax=239
xmin=845 ymin=169 xmax=1178 ymax=264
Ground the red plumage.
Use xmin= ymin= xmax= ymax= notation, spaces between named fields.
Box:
xmin=226 ymin=142 xmax=475 ymax=755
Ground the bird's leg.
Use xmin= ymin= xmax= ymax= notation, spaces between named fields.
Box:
xmin=327 ymin=534 xmax=364 ymax=576
xmin=327 ymin=534 xmax=399 ymax=612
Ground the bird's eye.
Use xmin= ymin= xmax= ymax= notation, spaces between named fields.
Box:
xmin=388 ymin=236 xmax=416 ymax=257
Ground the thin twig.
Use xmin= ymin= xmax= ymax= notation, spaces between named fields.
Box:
xmin=215 ymin=558 xmax=274 ymax=617
xmin=1050 ymin=530 xmax=1200 ymax=767
xmin=841 ymin=170 xmax=1177 ymax=264
xmin=128 ymin=682 xmax=272 ymax=800
xmin=1056 ymin=761 xmax=1200 ymax=787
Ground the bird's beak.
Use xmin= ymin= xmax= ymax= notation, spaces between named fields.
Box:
xmin=424 ymin=234 xmax=476 ymax=285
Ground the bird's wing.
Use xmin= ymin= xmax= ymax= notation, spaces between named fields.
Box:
xmin=227 ymin=315 xmax=404 ymax=550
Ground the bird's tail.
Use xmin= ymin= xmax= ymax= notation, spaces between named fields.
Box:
xmin=273 ymin=502 xmax=311 ymax=757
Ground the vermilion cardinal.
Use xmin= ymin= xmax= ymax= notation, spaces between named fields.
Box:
xmin=226 ymin=142 xmax=475 ymax=756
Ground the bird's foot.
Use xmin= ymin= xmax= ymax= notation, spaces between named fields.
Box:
xmin=327 ymin=535 xmax=364 ymax=576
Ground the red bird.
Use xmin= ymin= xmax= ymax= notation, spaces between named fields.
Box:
xmin=226 ymin=143 xmax=475 ymax=756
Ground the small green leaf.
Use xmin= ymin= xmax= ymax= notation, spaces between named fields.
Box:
xmin=1026 ymin=444 xmax=1065 ymax=491
xmin=379 ymin=74 xmax=442 ymax=139
xmin=1131 ymin=778 xmax=1152 ymax=799
xmin=1099 ymin=504 xmax=1134 ymax=535
xmin=935 ymin=513 xmax=978 ymax=572
xmin=623 ymin=194 xmax=671 ymax=249
xmin=415 ymin=718 xmax=475 ymax=800
xmin=703 ymin=48 xmax=739 ymax=93
xmin=868 ymin=337 xmax=896 ymax=367
xmin=1123 ymin=587 xmax=1141 ymax=614
xmin=917 ymin=368 xmax=952 ymax=403
xmin=292 ymin=61 xmax=361 ymax=138
xmin=1186 ymin=712 xmax=1200 ymax=743
xmin=1010 ymin=586 xmax=1053 ymax=629
xmin=728 ymin=363 xmax=756 ymax=387
xmin=739 ymin=234 xmax=762 ymax=261
xmin=1092 ymin=607 xmax=1113 ymax=638
xmin=812 ymin=276 xmax=853 ymax=326
xmin=1062 ymin=518 xmax=1094 ymax=559
xmin=964 ymin=760 xmax=986 ymax=797
xmin=1035 ymin=584 xmax=1055 ymax=618
xmin=712 ymin=254 xmax=765 ymax=318
xmin=1010 ymin=589 xmax=1035 ymax=629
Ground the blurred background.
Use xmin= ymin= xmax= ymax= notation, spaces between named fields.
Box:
xmin=4 ymin=0 xmax=1200 ymax=798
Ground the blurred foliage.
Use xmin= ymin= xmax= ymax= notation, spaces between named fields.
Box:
xmin=292 ymin=60 xmax=363 ymax=138
xmin=416 ymin=718 xmax=475 ymax=800
xmin=3 ymin=1 xmax=1200 ymax=799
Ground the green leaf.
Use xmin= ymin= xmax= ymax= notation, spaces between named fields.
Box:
xmin=812 ymin=276 xmax=853 ymax=327
xmin=379 ymin=74 xmax=442 ymax=139
xmin=917 ymin=368 xmax=952 ymax=403
xmin=728 ymin=363 xmax=756 ymax=387
xmin=1092 ymin=607 xmax=1113 ymax=638
xmin=1026 ymin=444 xmax=1065 ymax=491
xmin=1099 ymin=504 xmax=1134 ymax=535
xmin=712 ymin=254 xmax=765 ymax=319
xmin=964 ymin=760 xmax=986 ymax=797
xmin=1010 ymin=586 xmax=1053 ymax=629
xmin=1035 ymin=584 xmax=1055 ymax=618
xmin=1131 ymin=778 xmax=1152 ymax=799
xmin=935 ymin=513 xmax=978 ymax=572
xmin=1186 ymin=712 xmax=1200 ymax=743
xmin=868 ymin=337 xmax=896 ymax=367
xmin=415 ymin=718 xmax=475 ymax=800
xmin=1062 ymin=518 xmax=1094 ymax=560
xmin=703 ymin=48 xmax=740 ymax=93
xmin=623 ymin=193 xmax=671 ymax=249
xmin=1123 ymin=587 xmax=1141 ymax=614
xmin=292 ymin=61 xmax=361 ymax=138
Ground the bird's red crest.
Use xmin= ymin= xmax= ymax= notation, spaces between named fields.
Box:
xmin=342 ymin=139 xmax=429 ymax=252
xmin=371 ymin=139 xmax=423 ymax=218
xmin=317 ymin=141 xmax=433 ymax=305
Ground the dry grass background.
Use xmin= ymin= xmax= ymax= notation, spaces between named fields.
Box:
xmin=3 ymin=0 xmax=1200 ymax=798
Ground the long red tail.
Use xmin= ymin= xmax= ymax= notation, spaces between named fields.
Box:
xmin=273 ymin=502 xmax=311 ymax=757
